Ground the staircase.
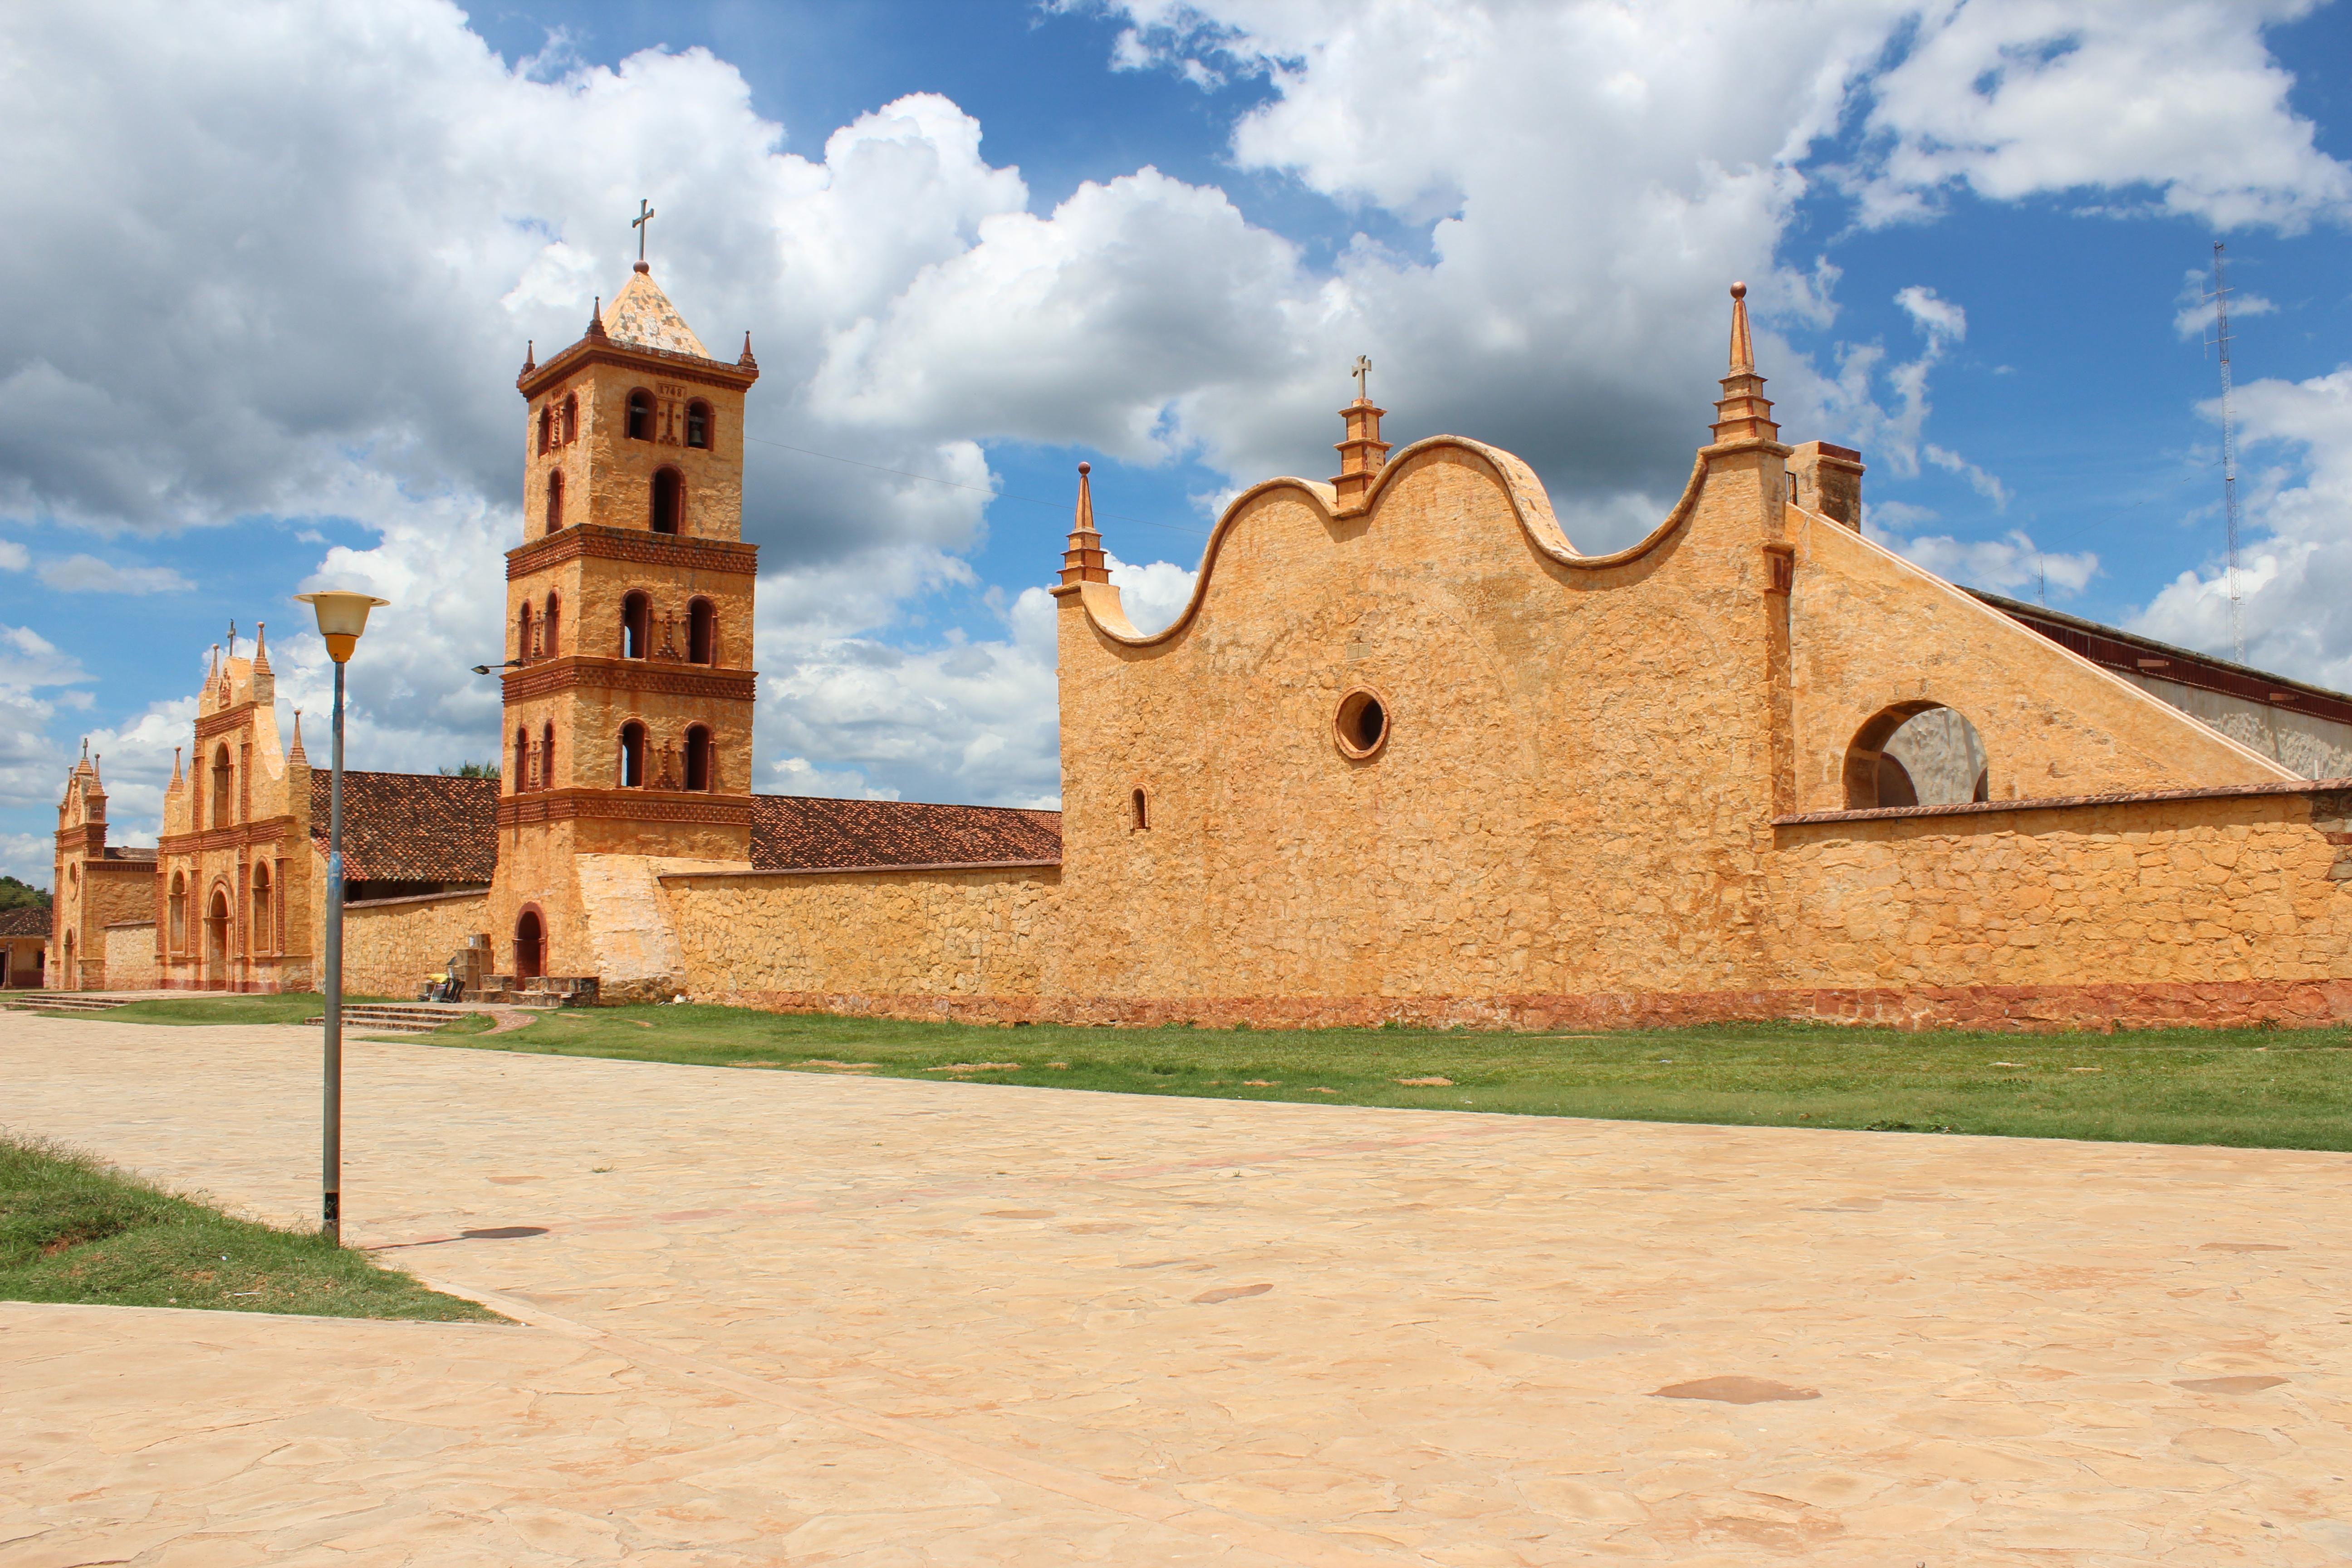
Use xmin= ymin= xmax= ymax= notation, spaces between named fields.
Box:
xmin=5 ymin=994 xmax=131 ymax=1013
xmin=301 ymin=1003 xmax=479 ymax=1034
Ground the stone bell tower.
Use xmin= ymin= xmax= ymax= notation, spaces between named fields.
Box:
xmin=488 ymin=260 xmax=762 ymax=995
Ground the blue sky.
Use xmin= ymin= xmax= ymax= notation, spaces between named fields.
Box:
xmin=2 ymin=0 xmax=2349 ymax=885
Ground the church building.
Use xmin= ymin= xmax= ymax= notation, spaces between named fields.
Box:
xmin=51 ymin=271 xmax=2352 ymax=1030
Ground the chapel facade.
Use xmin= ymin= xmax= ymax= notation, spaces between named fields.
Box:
xmin=47 ymin=274 xmax=2352 ymax=1029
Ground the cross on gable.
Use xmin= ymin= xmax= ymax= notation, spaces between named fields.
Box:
xmin=632 ymin=198 xmax=656 ymax=262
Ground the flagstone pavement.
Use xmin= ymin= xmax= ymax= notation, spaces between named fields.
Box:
xmin=2 ymin=1015 xmax=2348 ymax=1567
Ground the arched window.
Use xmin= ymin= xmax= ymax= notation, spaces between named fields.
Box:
xmin=537 ymin=406 xmax=553 ymax=454
xmin=514 ymin=725 xmax=529 ymax=792
xmin=651 ymin=468 xmax=683 ymax=534
xmin=168 ymin=872 xmax=186 ymax=952
xmin=545 ymin=468 xmax=564 ymax=533
xmin=542 ymin=592 xmax=559 ymax=657
xmin=211 ymin=746 xmax=232 ymax=828
xmin=542 ymin=722 xmax=556 ymax=791
xmin=560 ymin=392 xmax=578 ymax=444
xmin=627 ymin=389 xmax=653 ymax=441
xmin=517 ymin=601 xmax=534 ymax=662
xmin=1843 ymin=702 xmax=1992 ymax=810
xmin=687 ymin=598 xmax=715 ymax=664
xmin=686 ymin=399 xmax=711 ymax=450
xmin=619 ymin=721 xmax=647 ymax=788
xmin=1132 ymin=788 xmax=1150 ymax=831
xmin=684 ymin=725 xmax=712 ymax=792
xmin=251 ymin=863 xmax=271 ymax=956
xmin=621 ymin=592 xmax=651 ymax=659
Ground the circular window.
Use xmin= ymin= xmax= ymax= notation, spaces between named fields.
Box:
xmin=1333 ymin=687 xmax=1390 ymax=759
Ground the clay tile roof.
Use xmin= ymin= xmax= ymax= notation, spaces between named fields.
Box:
xmin=750 ymin=795 xmax=1061 ymax=872
xmin=0 ymin=906 xmax=51 ymax=937
xmin=605 ymin=269 xmax=711 ymax=358
xmin=309 ymin=771 xmax=499 ymax=883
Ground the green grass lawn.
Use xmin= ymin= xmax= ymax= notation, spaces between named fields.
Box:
xmin=43 ymin=992 xmax=2352 ymax=1151
xmin=0 ymin=1135 xmax=498 ymax=1320
xmin=424 ymin=1003 xmax=2352 ymax=1152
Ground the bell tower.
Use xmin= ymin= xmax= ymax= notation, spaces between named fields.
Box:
xmin=490 ymin=260 xmax=762 ymax=993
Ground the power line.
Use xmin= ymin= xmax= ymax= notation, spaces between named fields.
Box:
xmin=739 ymin=432 xmax=1210 ymax=538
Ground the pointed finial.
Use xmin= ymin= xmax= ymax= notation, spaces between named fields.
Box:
xmin=1057 ymin=461 xmax=1110 ymax=587
xmin=739 ymin=330 xmax=757 ymax=370
xmin=288 ymin=710 xmax=306 ymax=764
xmin=91 ymin=753 xmax=101 ymax=784
xmin=1727 ymin=281 xmax=1754 ymax=375
xmin=521 ymin=338 xmax=536 ymax=376
xmin=252 ymin=621 xmax=269 ymax=671
xmin=170 ymin=746 xmax=183 ymax=786
xmin=587 ymin=295 xmax=607 ymax=339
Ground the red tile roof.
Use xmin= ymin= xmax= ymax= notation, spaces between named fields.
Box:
xmin=750 ymin=795 xmax=1061 ymax=871
xmin=299 ymin=770 xmax=1059 ymax=880
xmin=0 ymin=906 xmax=50 ymax=937
xmin=310 ymin=771 xmax=500 ymax=884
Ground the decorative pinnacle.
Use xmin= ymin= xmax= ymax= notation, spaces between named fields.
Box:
xmin=1058 ymin=461 xmax=1110 ymax=588
xmin=170 ymin=746 xmax=183 ymax=787
xmin=289 ymin=710 xmax=306 ymax=763
xmin=739 ymin=330 xmax=757 ymax=370
xmin=587 ymin=295 xmax=607 ymax=339
xmin=1727 ymin=281 xmax=1754 ymax=376
xmin=252 ymin=621 xmax=269 ymax=671
xmin=521 ymin=339 xmax=535 ymax=376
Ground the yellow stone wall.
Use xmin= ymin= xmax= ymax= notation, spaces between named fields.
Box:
xmin=661 ymin=866 xmax=1060 ymax=1016
xmin=340 ymin=891 xmax=493 ymax=1000
xmin=1770 ymin=792 xmax=2352 ymax=1004
xmin=102 ymin=922 xmax=159 ymax=990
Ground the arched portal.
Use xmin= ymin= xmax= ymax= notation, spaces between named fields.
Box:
xmin=206 ymin=889 xmax=231 ymax=989
xmin=514 ymin=909 xmax=544 ymax=980
xmin=1844 ymin=702 xmax=1992 ymax=809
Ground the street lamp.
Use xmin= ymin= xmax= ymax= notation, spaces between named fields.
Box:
xmin=293 ymin=589 xmax=387 ymax=1245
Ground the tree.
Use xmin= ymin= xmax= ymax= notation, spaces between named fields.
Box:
xmin=438 ymin=761 xmax=501 ymax=780
xmin=0 ymin=875 xmax=51 ymax=910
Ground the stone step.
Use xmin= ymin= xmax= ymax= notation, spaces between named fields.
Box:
xmin=7 ymin=994 xmax=130 ymax=1012
xmin=302 ymin=1004 xmax=473 ymax=1034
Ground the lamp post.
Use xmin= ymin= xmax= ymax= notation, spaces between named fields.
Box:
xmin=294 ymin=589 xmax=387 ymax=1245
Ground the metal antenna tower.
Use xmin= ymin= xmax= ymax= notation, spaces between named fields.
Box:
xmin=2205 ymin=240 xmax=2246 ymax=660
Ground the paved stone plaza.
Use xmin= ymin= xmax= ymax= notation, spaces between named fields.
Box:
xmin=3 ymin=1016 xmax=2347 ymax=1565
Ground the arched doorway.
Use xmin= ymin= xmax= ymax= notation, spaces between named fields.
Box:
xmin=514 ymin=909 xmax=544 ymax=981
xmin=206 ymin=889 xmax=230 ymax=990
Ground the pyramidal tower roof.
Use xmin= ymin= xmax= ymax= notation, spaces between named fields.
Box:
xmin=605 ymin=266 xmax=710 ymax=359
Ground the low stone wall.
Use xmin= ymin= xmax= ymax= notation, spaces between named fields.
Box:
xmin=661 ymin=864 xmax=1057 ymax=1019
xmin=342 ymin=890 xmax=492 ymax=999
xmin=102 ymin=922 xmax=158 ymax=991
xmin=1765 ymin=785 xmax=2352 ymax=1027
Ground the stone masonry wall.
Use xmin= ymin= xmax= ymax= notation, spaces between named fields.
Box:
xmin=662 ymin=866 xmax=1058 ymax=1019
xmin=1767 ymin=789 xmax=2352 ymax=1027
xmin=103 ymin=922 xmax=158 ymax=990
xmin=342 ymin=891 xmax=493 ymax=1000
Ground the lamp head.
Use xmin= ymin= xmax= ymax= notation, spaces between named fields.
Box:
xmin=294 ymin=590 xmax=389 ymax=664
